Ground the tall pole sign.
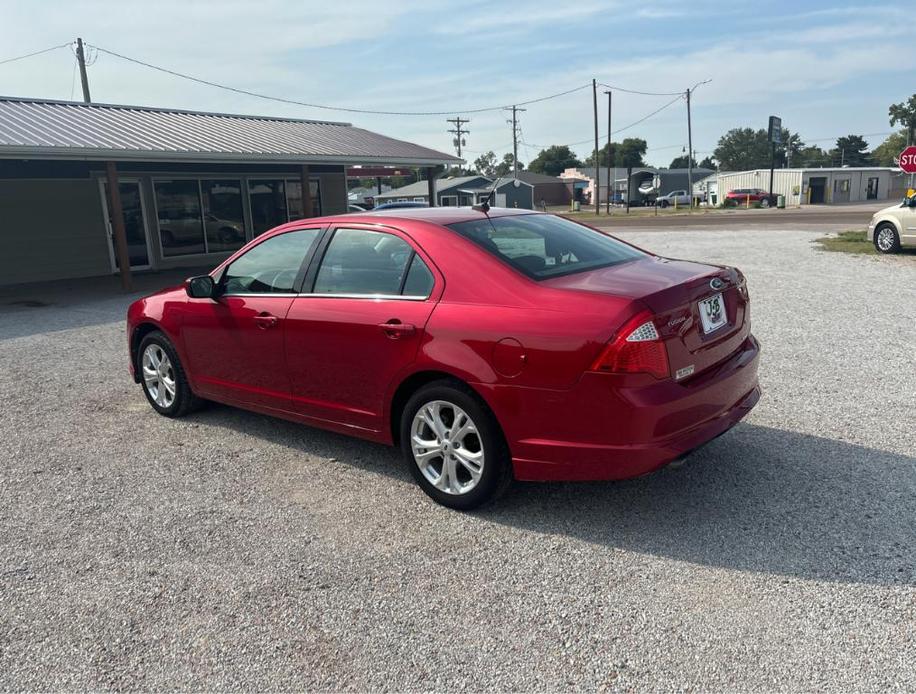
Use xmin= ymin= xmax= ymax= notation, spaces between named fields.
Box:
xmin=768 ymin=115 xmax=782 ymax=199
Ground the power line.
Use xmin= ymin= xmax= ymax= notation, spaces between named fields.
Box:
xmin=0 ymin=42 xmax=72 ymax=67
xmin=87 ymin=43 xmax=594 ymax=116
xmin=522 ymin=93 xmax=686 ymax=151
xmin=597 ymin=81 xmax=683 ymax=97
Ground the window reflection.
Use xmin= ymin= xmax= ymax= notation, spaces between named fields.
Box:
xmin=155 ymin=181 xmax=205 ymax=256
xmin=249 ymin=180 xmax=287 ymax=236
xmin=287 ymin=179 xmax=322 ymax=220
xmin=201 ymin=179 xmax=246 ymax=252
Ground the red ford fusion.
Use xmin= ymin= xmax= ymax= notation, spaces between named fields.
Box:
xmin=127 ymin=208 xmax=760 ymax=509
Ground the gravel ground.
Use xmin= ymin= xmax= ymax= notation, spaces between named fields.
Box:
xmin=1 ymin=229 xmax=914 ymax=691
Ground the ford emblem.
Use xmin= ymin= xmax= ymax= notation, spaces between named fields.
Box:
xmin=710 ymin=277 xmax=725 ymax=291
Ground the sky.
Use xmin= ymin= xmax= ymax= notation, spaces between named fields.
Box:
xmin=0 ymin=0 xmax=912 ymax=168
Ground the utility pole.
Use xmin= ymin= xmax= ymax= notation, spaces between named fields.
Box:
xmin=604 ymin=90 xmax=612 ymax=214
xmin=592 ymin=79 xmax=600 ymax=215
xmin=686 ymin=87 xmax=693 ymax=211
xmin=505 ymin=106 xmax=525 ymax=178
xmin=446 ymin=116 xmax=470 ymax=160
xmin=76 ymin=37 xmax=91 ymax=103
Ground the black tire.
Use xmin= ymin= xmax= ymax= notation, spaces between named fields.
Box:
xmin=873 ymin=223 xmax=901 ymax=254
xmin=400 ymin=380 xmax=512 ymax=510
xmin=137 ymin=330 xmax=203 ymax=417
xmin=658 ymin=199 xmax=669 ymax=208
xmin=760 ymin=197 xmax=771 ymax=208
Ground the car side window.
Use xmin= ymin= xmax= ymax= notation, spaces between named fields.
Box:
xmin=312 ymin=227 xmax=424 ymax=297
xmin=402 ymin=254 xmax=435 ymax=298
xmin=222 ymin=228 xmax=320 ymax=294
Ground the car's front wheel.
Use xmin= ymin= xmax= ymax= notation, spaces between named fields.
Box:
xmin=401 ymin=381 xmax=512 ymax=510
xmin=760 ymin=197 xmax=770 ymax=208
xmin=874 ymin=223 xmax=901 ymax=254
xmin=138 ymin=331 xmax=202 ymax=417
xmin=658 ymin=199 xmax=668 ymax=208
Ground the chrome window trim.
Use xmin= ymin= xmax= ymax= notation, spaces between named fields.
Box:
xmin=219 ymin=292 xmax=299 ymax=298
xmin=217 ymin=292 xmax=429 ymax=300
xmin=298 ymin=292 xmax=430 ymax=301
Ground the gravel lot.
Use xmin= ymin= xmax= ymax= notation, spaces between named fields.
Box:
xmin=1 ymin=229 xmax=914 ymax=691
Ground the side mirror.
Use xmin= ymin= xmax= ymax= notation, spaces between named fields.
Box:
xmin=185 ymin=275 xmax=217 ymax=298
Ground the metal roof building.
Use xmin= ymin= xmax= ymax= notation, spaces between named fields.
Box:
xmin=0 ymin=96 xmax=459 ymax=288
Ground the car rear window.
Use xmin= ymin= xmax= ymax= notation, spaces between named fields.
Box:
xmin=447 ymin=214 xmax=644 ymax=280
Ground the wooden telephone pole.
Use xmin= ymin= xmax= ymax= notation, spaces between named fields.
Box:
xmin=75 ymin=38 xmax=91 ymax=103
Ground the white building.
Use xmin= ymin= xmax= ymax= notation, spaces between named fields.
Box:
xmin=696 ymin=167 xmax=907 ymax=206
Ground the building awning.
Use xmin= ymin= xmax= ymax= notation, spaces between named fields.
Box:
xmin=0 ymin=96 xmax=461 ymax=167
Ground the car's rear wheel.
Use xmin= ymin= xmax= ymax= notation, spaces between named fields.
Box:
xmin=138 ymin=331 xmax=202 ymax=417
xmin=400 ymin=381 xmax=511 ymax=510
xmin=874 ymin=223 xmax=901 ymax=254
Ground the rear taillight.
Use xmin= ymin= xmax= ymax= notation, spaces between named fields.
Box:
xmin=590 ymin=310 xmax=670 ymax=379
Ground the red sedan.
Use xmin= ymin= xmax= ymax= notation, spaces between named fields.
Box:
xmin=724 ymin=188 xmax=777 ymax=207
xmin=127 ymin=208 xmax=760 ymax=509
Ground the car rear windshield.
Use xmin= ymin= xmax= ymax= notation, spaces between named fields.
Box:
xmin=447 ymin=214 xmax=645 ymax=280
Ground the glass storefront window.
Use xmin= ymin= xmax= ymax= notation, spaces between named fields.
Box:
xmin=201 ymin=179 xmax=246 ymax=253
xmin=249 ymin=180 xmax=288 ymax=236
xmin=155 ymin=180 xmax=205 ymax=256
xmin=286 ymin=179 xmax=322 ymax=220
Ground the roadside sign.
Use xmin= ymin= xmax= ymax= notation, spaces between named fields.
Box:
xmin=898 ymin=146 xmax=916 ymax=173
xmin=768 ymin=116 xmax=782 ymax=143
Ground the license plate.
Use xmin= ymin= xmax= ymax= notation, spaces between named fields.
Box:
xmin=698 ymin=293 xmax=727 ymax=333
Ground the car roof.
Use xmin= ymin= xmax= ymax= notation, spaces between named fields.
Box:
xmin=278 ymin=206 xmax=541 ymax=229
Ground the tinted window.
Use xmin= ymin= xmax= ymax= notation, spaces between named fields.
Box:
xmin=156 ymin=180 xmax=205 ymax=256
xmin=402 ymin=255 xmax=435 ymax=297
xmin=201 ymin=179 xmax=246 ymax=253
xmin=222 ymin=229 xmax=320 ymax=294
xmin=448 ymin=214 xmax=644 ymax=280
xmin=313 ymin=228 xmax=413 ymax=295
xmin=249 ymin=180 xmax=287 ymax=236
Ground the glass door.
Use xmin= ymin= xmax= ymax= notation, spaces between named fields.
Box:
xmin=100 ymin=181 xmax=151 ymax=270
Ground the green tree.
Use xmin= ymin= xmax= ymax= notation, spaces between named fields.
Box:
xmin=831 ymin=135 xmax=870 ymax=167
xmin=797 ymin=145 xmax=830 ymax=168
xmin=698 ymin=156 xmax=716 ymax=169
xmin=713 ymin=128 xmax=770 ymax=170
xmin=668 ymin=154 xmax=697 ymax=169
xmin=871 ymin=131 xmax=908 ymax=167
xmin=472 ymin=151 xmax=498 ymax=177
xmin=584 ymin=138 xmax=647 ymax=168
xmin=527 ymin=145 xmax=583 ymax=176
xmin=494 ymin=152 xmax=524 ymax=177
xmin=889 ymin=94 xmax=916 ymax=144
xmin=714 ymin=127 xmax=803 ymax=169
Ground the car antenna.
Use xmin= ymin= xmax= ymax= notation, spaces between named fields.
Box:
xmin=472 ymin=173 xmax=505 ymax=214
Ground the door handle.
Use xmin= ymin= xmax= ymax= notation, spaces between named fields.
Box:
xmin=254 ymin=312 xmax=279 ymax=329
xmin=378 ymin=320 xmax=416 ymax=338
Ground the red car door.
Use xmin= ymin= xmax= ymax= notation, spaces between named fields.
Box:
xmin=181 ymin=227 xmax=323 ymax=411
xmin=284 ymin=224 xmax=442 ymax=433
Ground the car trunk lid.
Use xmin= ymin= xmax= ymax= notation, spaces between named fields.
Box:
xmin=543 ymin=256 xmax=750 ymax=380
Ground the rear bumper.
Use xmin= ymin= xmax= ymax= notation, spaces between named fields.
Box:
xmin=479 ymin=334 xmax=761 ymax=482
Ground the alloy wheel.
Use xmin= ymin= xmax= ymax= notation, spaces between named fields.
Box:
xmin=142 ymin=343 xmax=177 ymax=408
xmin=410 ymin=400 xmax=485 ymax=495
xmin=877 ymin=227 xmax=895 ymax=252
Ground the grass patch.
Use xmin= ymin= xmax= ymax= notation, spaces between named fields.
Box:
xmin=814 ymin=230 xmax=876 ymax=255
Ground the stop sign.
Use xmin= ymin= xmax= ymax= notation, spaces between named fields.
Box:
xmin=899 ymin=146 xmax=916 ymax=173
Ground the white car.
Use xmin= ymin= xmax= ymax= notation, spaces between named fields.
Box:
xmin=866 ymin=191 xmax=916 ymax=253
xmin=655 ymin=190 xmax=693 ymax=208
